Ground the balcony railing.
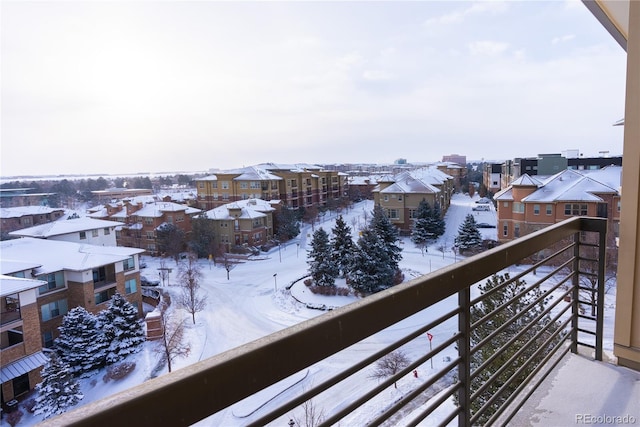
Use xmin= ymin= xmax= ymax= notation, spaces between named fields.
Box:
xmin=52 ymin=217 xmax=606 ymax=427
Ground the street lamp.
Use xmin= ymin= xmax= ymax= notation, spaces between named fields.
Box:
xmin=273 ymin=273 xmax=278 ymax=292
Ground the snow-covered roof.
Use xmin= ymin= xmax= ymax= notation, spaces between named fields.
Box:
xmin=195 ymin=174 xmax=218 ymax=181
xmin=0 ymin=351 xmax=48 ymax=383
xmin=379 ymin=176 xmax=440 ymax=195
xmin=9 ymin=217 xmax=124 ymax=238
xmin=133 ymin=202 xmax=201 ymax=218
xmin=407 ymin=167 xmax=453 ymax=185
xmin=0 ymin=206 xmax=64 ymax=219
xmin=258 ymin=162 xmax=324 ymax=173
xmin=349 ymin=176 xmax=377 ymax=186
xmin=494 ymin=187 xmax=514 ymax=201
xmin=522 ymin=169 xmax=619 ymax=203
xmin=582 ymin=165 xmax=622 ymax=190
xmin=0 ymin=238 xmax=144 ymax=276
xmin=201 ymin=199 xmax=273 ymax=220
xmin=511 ymin=174 xmax=543 ymax=187
xmin=0 ymin=274 xmax=46 ymax=295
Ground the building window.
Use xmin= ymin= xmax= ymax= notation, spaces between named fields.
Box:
xmin=104 ymin=227 xmax=110 ymax=235
xmin=125 ymin=278 xmax=137 ymax=294
xmin=409 ymin=209 xmax=417 ymax=219
xmin=41 ymin=299 xmax=68 ymax=321
xmin=221 ymin=182 xmax=230 ymax=189
xmin=145 ymin=217 xmax=153 ymax=225
xmin=546 ymin=204 xmax=552 ymax=215
xmin=123 ymin=256 xmax=135 ymax=271
xmin=146 ymin=231 xmax=155 ymax=239
xmin=222 ymin=193 xmax=229 ymax=201
xmin=503 ymin=202 xmax=509 ymax=208
xmin=398 ymin=195 xmax=403 ymax=201
xmin=12 ymin=373 xmax=30 ymax=397
xmin=212 ymin=182 xmax=218 ymax=189
xmin=95 ymin=287 xmax=117 ymax=305
xmin=512 ymin=202 xmax=525 ymax=213
xmin=167 ymin=216 xmax=173 ymax=224
xmin=533 ymin=204 xmax=540 ymax=215
xmin=503 ymin=223 xmax=508 ymax=237
xmin=384 ymin=195 xmax=389 ymax=202
xmin=240 ymin=182 xmax=248 ymax=189
xmin=176 ymin=215 xmax=184 ymax=222
xmin=514 ymin=224 xmax=520 ymax=238
xmin=564 ymin=203 xmax=588 ymax=216
xmin=617 ymin=200 xmax=621 ymax=212
xmin=388 ymin=209 xmax=399 ymax=219
xmin=43 ymin=330 xmax=54 ymax=348
xmin=79 ymin=231 xmax=87 ymax=240
xmin=199 ymin=182 xmax=204 ymax=188
xmin=92 ymin=229 xmax=99 ymax=237
xmin=37 ymin=271 xmax=65 ymax=295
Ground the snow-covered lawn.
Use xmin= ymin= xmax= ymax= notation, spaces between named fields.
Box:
xmin=14 ymin=194 xmax=616 ymax=426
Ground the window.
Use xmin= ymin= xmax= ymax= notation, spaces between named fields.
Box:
xmin=503 ymin=223 xmax=508 ymax=237
xmin=176 ymin=215 xmax=184 ymax=222
xmin=167 ymin=216 xmax=173 ymax=224
xmin=398 ymin=195 xmax=403 ymax=201
xmin=533 ymin=204 xmax=540 ymax=215
xmin=37 ymin=271 xmax=65 ymax=294
xmin=213 ymin=192 xmax=219 ymax=200
xmin=221 ymin=181 xmax=230 ymax=189
xmin=503 ymin=202 xmax=509 ymax=208
xmin=564 ymin=203 xmax=588 ymax=216
xmin=546 ymin=204 xmax=553 ymax=215
xmin=125 ymin=278 xmax=137 ymax=294
xmin=250 ymin=181 xmax=260 ymax=189
xmin=222 ymin=193 xmax=229 ymax=201
xmin=240 ymin=182 xmax=248 ymax=189
xmin=146 ymin=231 xmax=155 ymax=239
xmin=41 ymin=299 xmax=68 ymax=321
xmin=13 ymin=373 xmax=30 ymax=397
xmin=617 ymin=200 xmax=621 ymax=212
xmin=104 ymin=227 xmax=110 ymax=235
xmin=388 ymin=209 xmax=399 ymax=219
xmin=145 ymin=217 xmax=153 ymax=225
xmin=199 ymin=182 xmax=205 ymax=188
xmin=95 ymin=288 xmax=117 ymax=305
xmin=409 ymin=209 xmax=417 ymax=219
xmin=512 ymin=202 xmax=525 ymax=213
xmin=123 ymin=256 xmax=135 ymax=271
xmin=92 ymin=229 xmax=99 ymax=237
xmin=384 ymin=195 xmax=389 ymax=202
xmin=79 ymin=231 xmax=87 ymax=240
xmin=514 ymin=224 xmax=520 ymax=238
xmin=212 ymin=182 xmax=218 ymax=189
xmin=492 ymin=181 xmax=498 ymax=186
xmin=43 ymin=330 xmax=54 ymax=348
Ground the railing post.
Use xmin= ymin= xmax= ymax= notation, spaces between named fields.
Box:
xmin=595 ymin=224 xmax=606 ymax=361
xmin=458 ymin=288 xmax=471 ymax=427
xmin=571 ymin=232 xmax=580 ymax=354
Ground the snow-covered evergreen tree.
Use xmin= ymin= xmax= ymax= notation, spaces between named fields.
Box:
xmin=307 ymin=227 xmax=339 ymax=287
xmin=34 ymin=354 xmax=83 ymax=419
xmin=349 ymin=228 xmax=395 ymax=294
xmin=454 ymin=214 xmax=483 ymax=254
xmin=330 ymin=215 xmax=355 ymax=277
xmin=370 ymin=205 xmax=402 ymax=270
xmin=411 ymin=200 xmax=434 ymax=254
xmin=430 ymin=202 xmax=446 ymax=238
xmin=55 ymin=307 xmax=107 ymax=375
xmin=98 ymin=293 xmax=146 ymax=364
xmin=467 ymin=273 xmax=561 ymax=424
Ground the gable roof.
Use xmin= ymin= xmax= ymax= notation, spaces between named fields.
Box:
xmin=511 ymin=174 xmax=543 ymax=187
xmin=9 ymin=217 xmax=123 ymax=238
xmin=0 ymin=206 xmax=65 ymax=219
xmin=518 ymin=169 xmax=620 ymax=203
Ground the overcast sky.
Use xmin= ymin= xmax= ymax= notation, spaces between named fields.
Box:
xmin=1 ymin=0 xmax=627 ymax=177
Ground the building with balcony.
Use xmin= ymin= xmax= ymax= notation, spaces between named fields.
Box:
xmin=200 ymin=198 xmax=277 ymax=252
xmin=494 ymin=166 xmax=621 ymax=246
xmin=0 ymin=238 xmax=145 ymax=353
xmin=0 ymin=275 xmax=48 ymax=407
xmin=0 ymin=206 xmax=65 ymax=236
xmin=9 ymin=217 xmax=123 ymax=246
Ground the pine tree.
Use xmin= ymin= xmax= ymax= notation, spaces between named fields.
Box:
xmin=430 ymin=202 xmax=446 ymax=239
xmin=411 ymin=200 xmax=433 ymax=255
xmin=98 ymin=293 xmax=146 ymax=364
xmin=276 ymin=207 xmax=301 ymax=241
xmin=330 ymin=215 xmax=355 ymax=277
xmin=454 ymin=214 xmax=483 ymax=254
xmin=307 ymin=227 xmax=339 ymax=287
xmin=467 ymin=273 xmax=561 ymax=424
xmin=34 ymin=354 xmax=83 ymax=419
xmin=55 ymin=307 xmax=107 ymax=375
xmin=369 ymin=205 xmax=402 ymax=270
xmin=349 ymin=228 xmax=396 ymax=294
xmin=189 ymin=213 xmax=217 ymax=258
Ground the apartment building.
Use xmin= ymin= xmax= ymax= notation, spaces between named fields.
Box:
xmin=195 ymin=164 xmax=348 ymax=211
xmin=494 ymin=166 xmax=621 ymax=245
xmin=90 ymin=200 xmax=201 ymax=254
xmin=9 ymin=217 xmax=123 ymax=246
xmin=0 ymin=238 xmax=145 ymax=353
xmin=0 ymin=275 xmax=48 ymax=407
xmin=483 ymin=163 xmax=503 ymax=193
xmin=373 ymin=167 xmax=454 ymax=234
xmin=201 ymin=199 xmax=277 ymax=252
xmin=0 ymin=206 xmax=65 ymax=235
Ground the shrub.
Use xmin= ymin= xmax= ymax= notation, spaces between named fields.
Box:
xmin=103 ymin=361 xmax=136 ymax=382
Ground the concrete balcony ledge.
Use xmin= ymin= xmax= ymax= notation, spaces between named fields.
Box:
xmin=511 ymin=353 xmax=640 ymax=426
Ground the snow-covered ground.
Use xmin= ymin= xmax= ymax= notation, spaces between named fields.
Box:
xmin=11 ymin=193 xmax=616 ymax=427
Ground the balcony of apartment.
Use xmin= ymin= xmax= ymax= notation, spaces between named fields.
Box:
xmin=52 ymin=216 xmax=640 ymax=426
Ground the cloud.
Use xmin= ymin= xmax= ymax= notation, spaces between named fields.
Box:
xmin=362 ymin=70 xmax=393 ymax=81
xmin=552 ymin=34 xmax=576 ymax=44
xmin=424 ymin=0 xmax=508 ymax=27
xmin=468 ymin=40 xmax=510 ymax=56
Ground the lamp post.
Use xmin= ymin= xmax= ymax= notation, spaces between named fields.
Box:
xmin=273 ymin=273 xmax=277 ymax=292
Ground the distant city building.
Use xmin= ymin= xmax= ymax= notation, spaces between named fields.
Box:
xmin=0 ymin=188 xmax=56 ymax=208
xmin=0 ymin=206 xmax=66 ymax=235
xmin=442 ymin=154 xmax=467 ymax=166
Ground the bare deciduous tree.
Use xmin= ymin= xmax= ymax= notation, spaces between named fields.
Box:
xmin=289 ymin=385 xmax=325 ymax=427
xmin=178 ymin=252 xmax=207 ymax=324
xmin=155 ymin=302 xmax=190 ymax=373
xmin=368 ymin=350 xmax=411 ymax=389
xmin=221 ymin=253 xmax=237 ymax=280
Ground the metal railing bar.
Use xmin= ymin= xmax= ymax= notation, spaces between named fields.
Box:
xmin=319 ymin=336 xmax=462 ymax=426
xmin=365 ymin=360 xmax=460 ymax=426
xmin=470 ymin=278 xmax=569 ymax=359
xmin=473 ymin=316 xmax=573 ymax=425
xmin=492 ymin=344 xmax=572 ymax=427
xmin=470 ymin=300 xmax=572 ymax=400
xmin=401 ymin=382 xmax=461 ymax=427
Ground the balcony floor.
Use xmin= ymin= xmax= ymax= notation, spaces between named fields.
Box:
xmin=511 ymin=353 xmax=640 ymax=426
